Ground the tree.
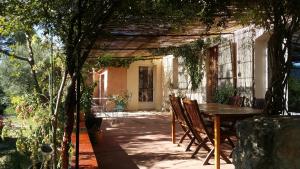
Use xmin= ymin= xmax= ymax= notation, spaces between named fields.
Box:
xmin=0 ymin=0 xmax=49 ymax=103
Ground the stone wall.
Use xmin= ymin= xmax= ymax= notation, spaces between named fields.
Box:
xmin=233 ymin=116 xmax=300 ymax=169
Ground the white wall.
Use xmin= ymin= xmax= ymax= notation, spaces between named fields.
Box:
xmin=171 ymin=56 xmax=207 ymax=103
xmin=254 ymin=34 xmax=269 ymax=98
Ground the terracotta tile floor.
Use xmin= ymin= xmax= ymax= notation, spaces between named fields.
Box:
xmin=71 ymin=125 xmax=98 ymax=169
xmin=91 ymin=111 xmax=235 ymax=169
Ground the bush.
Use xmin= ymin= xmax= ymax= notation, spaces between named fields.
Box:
xmin=288 ymin=77 xmax=300 ymax=112
xmin=0 ymin=138 xmax=31 ymax=169
xmin=0 ymin=88 xmax=9 ymax=115
xmin=213 ymin=83 xmax=235 ymax=104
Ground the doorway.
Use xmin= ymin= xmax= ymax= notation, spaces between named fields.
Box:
xmin=207 ymin=46 xmax=218 ymax=103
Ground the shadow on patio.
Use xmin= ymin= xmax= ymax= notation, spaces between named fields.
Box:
xmin=90 ymin=111 xmax=235 ymax=169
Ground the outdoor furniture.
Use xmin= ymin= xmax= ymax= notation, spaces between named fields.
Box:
xmin=169 ymin=95 xmax=194 ymax=151
xmin=253 ymin=97 xmax=266 ymax=109
xmin=197 ymin=103 xmax=263 ymax=169
xmin=222 ymin=95 xmax=245 ymax=132
xmin=228 ymin=95 xmax=244 ymax=107
xmin=182 ymin=99 xmax=233 ymax=165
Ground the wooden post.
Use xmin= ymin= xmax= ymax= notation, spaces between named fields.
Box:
xmin=172 ymin=111 xmax=176 ymax=144
xmin=214 ymin=115 xmax=221 ymax=169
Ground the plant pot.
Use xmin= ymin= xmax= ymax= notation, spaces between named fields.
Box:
xmin=115 ymin=104 xmax=125 ymax=112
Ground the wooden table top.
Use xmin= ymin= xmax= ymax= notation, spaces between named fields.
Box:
xmin=198 ymin=103 xmax=263 ymax=116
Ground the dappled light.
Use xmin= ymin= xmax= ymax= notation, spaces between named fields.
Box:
xmin=91 ymin=112 xmax=234 ymax=169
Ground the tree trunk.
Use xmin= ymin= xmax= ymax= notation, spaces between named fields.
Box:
xmin=60 ymin=75 xmax=76 ymax=169
xmin=265 ymin=29 xmax=290 ymax=115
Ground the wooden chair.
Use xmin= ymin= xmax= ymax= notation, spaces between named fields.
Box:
xmin=182 ymin=98 xmax=232 ymax=165
xmin=253 ymin=97 xmax=265 ymax=109
xmin=228 ymin=95 xmax=244 ymax=107
xmin=169 ymin=95 xmax=194 ymax=151
xmin=224 ymin=95 xmax=244 ymax=128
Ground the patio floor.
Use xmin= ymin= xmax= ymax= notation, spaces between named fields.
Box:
xmin=91 ymin=111 xmax=235 ymax=169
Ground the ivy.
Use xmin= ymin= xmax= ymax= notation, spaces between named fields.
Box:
xmin=96 ymin=54 xmax=142 ymax=68
xmin=153 ymin=39 xmax=209 ymax=91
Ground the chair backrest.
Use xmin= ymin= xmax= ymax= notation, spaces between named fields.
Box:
xmin=169 ymin=95 xmax=187 ymax=125
xmin=253 ymin=98 xmax=265 ymax=109
xmin=228 ymin=96 xmax=243 ymax=107
xmin=182 ymin=99 xmax=210 ymax=135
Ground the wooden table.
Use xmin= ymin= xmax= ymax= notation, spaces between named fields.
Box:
xmin=197 ymin=103 xmax=263 ymax=169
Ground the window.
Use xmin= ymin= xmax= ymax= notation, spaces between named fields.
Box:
xmin=139 ymin=66 xmax=153 ymax=102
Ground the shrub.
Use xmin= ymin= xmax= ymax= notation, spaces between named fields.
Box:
xmin=213 ymin=83 xmax=235 ymax=104
xmin=288 ymin=77 xmax=300 ymax=112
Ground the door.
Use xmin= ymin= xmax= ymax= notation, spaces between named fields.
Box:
xmin=207 ymin=46 xmax=218 ymax=103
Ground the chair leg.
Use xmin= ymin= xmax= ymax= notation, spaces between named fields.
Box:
xmin=220 ymin=151 xmax=232 ymax=164
xmin=203 ymin=142 xmax=211 ymax=152
xmin=229 ymin=150 xmax=233 ymax=158
xmin=179 ymin=129 xmax=190 ymax=144
xmin=202 ymin=147 xmax=231 ymax=165
xmin=185 ymin=137 xmax=195 ymax=151
xmin=191 ymin=141 xmax=209 ymax=158
xmin=226 ymin=137 xmax=235 ymax=148
xmin=203 ymin=148 xmax=214 ymax=165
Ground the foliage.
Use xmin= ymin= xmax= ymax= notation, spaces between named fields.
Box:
xmin=2 ymin=107 xmax=55 ymax=168
xmin=97 ymin=54 xmax=142 ymax=68
xmin=80 ymin=84 xmax=96 ymax=114
xmin=288 ymin=77 xmax=300 ymax=112
xmin=214 ymin=83 xmax=235 ymax=104
xmin=109 ymin=91 xmax=131 ymax=107
xmin=0 ymin=34 xmax=64 ymax=104
xmin=153 ymin=39 xmax=208 ymax=91
xmin=0 ymin=87 xmax=9 ymax=115
xmin=12 ymin=95 xmax=37 ymax=119
xmin=0 ymin=149 xmax=31 ymax=169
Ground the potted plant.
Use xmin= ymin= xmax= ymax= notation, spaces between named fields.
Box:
xmin=80 ymin=84 xmax=97 ymax=129
xmin=109 ymin=91 xmax=131 ymax=112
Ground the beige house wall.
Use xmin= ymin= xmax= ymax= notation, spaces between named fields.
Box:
xmin=126 ymin=59 xmax=162 ymax=111
xmin=92 ymin=69 xmax=100 ymax=98
xmin=106 ymin=67 xmax=127 ymax=96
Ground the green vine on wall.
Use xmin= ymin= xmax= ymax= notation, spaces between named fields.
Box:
xmin=153 ymin=39 xmax=209 ymax=91
xmin=97 ymin=54 xmax=142 ymax=68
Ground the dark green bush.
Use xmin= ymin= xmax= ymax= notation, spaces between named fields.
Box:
xmin=288 ymin=77 xmax=300 ymax=112
xmin=213 ymin=83 xmax=235 ymax=104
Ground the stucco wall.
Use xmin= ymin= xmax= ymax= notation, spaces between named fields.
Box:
xmin=162 ymin=55 xmax=176 ymax=111
xmin=254 ymin=37 xmax=268 ymax=98
xmin=126 ymin=59 xmax=162 ymax=111
xmin=167 ymin=56 xmax=207 ymax=103
xmin=106 ymin=67 xmax=127 ymax=96
xmin=92 ymin=69 xmax=100 ymax=98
